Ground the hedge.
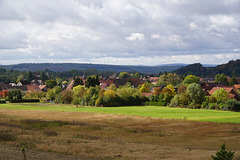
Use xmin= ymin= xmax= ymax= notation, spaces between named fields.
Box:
xmin=145 ymin=101 xmax=166 ymax=106
xmin=10 ymin=99 xmax=40 ymax=103
xmin=0 ymin=99 xmax=6 ymax=103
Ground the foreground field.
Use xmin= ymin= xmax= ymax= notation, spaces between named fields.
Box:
xmin=0 ymin=104 xmax=240 ymax=159
xmin=1 ymin=103 xmax=240 ymax=123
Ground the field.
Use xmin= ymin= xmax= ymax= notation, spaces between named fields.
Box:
xmin=0 ymin=103 xmax=240 ymax=159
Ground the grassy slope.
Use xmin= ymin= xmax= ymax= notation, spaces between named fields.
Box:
xmin=0 ymin=103 xmax=240 ymax=123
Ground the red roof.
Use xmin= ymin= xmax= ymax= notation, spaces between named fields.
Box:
xmin=26 ymin=85 xmax=41 ymax=92
xmin=234 ymin=84 xmax=240 ymax=89
xmin=141 ymin=92 xmax=153 ymax=97
xmin=209 ymin=87 xmax=236 ymax=95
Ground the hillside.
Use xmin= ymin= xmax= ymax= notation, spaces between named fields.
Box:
xmin=173 ymin=59 xmax=240 ymax=76
xmin=0 ymin=63 xmax=184 ymax=74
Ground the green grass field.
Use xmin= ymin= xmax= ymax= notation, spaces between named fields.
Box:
xmin=0 ymin=103 xmax=240 ymax=123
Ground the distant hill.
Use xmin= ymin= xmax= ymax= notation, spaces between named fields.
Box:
xmin=0 ymin=63 xmax=184 ymax=74
xmin=173 ymin=59 xmax=240 ymax=76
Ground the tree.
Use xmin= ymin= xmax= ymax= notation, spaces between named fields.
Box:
xmin=211 ymin=143 xmax=234 ymax=160
xmin=187 ymin=83 xmax=205 ymax=104
xmin=212 ymin=88 xmax=228 ymax=102
xmin=73 ymin=85 xmax=85 ymax=98
xmin=155 ymin=73 xmax=182 ymax=87
xmin=40 ymin=71 xmax=47 ymax=81
xmin=139 ymin=83 xmax=150 ymax=93
xmin=162 ymin=84 xmax=176 ymax=97
xmin=134 ymin=72 xmax=141 ymax=78
xmin=26 ymin=71 xmax=34 ymax=82
xmin=45 ymin=79 xmax=57 ymax=88
xmin=61 ymin=90 xmax=73 ymax=104
xmin=178 ymin=84 xmax=187 ymax=95
xmin=229 ymin=75 xmax=238 ymax=86
xmin=85 ymin=75 xmax=99 ymax=88
xmin=215 ymin=74 xmax=229 ymax=86
xmin=73 ymin=77 xmax=83 ymax=87
xmin=119 ymin=72 xmax=129 ymax=79
xmin=108 ymin=84 xmax=117 ymax=92
xmin=182 ymin=75 xmax=199 ymax=85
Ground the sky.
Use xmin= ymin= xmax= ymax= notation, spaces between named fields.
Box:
xmin=0 ymin=0 xmax=240 ymax=66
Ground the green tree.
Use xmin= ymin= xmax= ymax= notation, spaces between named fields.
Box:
xmin=73 ymin=77 xmax=83 ymax=87
xmin=119 ymin=72 xmax=129 ymax=79
xmin=26 ymin=71 xmax=34 ymax=82
xmin=40 ymin=71 xmax=47 ymax=81
xmin=187 ymin=83 xmax=205 ymax=104
xmin=134 ymin=72 xmax=141 ymax=78
xmin=215 ymin=74 xmax=229 ymax=86
xmin=211 ymin=143 xmax=234 ymax=160
xmin=85 ymin=75 xmax=99 ymax=88
xmin=182 ymin=75 xmax=199 ymax=85
xmin=212 ymin=88 xmax=228 ymax=102
xmin=45 ymin=79 xmax=57 ymax=88
xmin=229 ymin=75 xmax=238 ymax=86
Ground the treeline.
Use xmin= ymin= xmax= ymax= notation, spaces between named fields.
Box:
xmin=173 ymin=59 xmax=240 ymax=76
xmin=46 ymin=83 xmax=148 ymax=107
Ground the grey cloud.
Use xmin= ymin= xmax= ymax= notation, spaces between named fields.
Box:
xmin=0 ymin=0 xmax=240 ymax=65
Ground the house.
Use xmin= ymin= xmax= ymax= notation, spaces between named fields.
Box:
xmin=200 ymin=77 xmax=215 ymax=83
xmin=39 ymin=85 xmax=48 ymax=92
xmin=209 ymin=87 xmax=240 ymax=101
xmin=26 ymin=85 xmax=41 ymax=93
xmin=201 ymin=82 xmax=226 ymax=92
xmin=30 ymin=79 xmax=44 ymax=86
xmin=17 ymin=80 xmax=29 ymax=86
xmin=234 ymin=84 xmax=240 ymax=90
xmin=149 ymin=77 xmax=159 ymax=82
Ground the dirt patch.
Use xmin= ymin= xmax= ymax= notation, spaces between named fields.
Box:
xmin=0 ymin=109 xmax=240 ymax=160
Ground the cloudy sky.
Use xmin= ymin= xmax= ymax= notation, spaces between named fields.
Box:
xmin=0 ymin=0 xmax=240 ymax=65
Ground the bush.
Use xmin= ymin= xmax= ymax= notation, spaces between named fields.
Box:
xmin=145 ymin=102 xmax=166 ymax=106
xmin=211 ymin=143 xmax=234 ymax=160
xmin=209 ymin=103 xmax=218 ymax=110
xmin=225 ymin=99 xmax=240 ymax=111
xmin=201 ymin=101 xmax=208 ymax=109
xmin=0 ymin=99 xmax=6 ymax=103
xmin=10 ymin=99 xmax=40 ymax=103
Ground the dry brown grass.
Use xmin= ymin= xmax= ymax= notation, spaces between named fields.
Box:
xmin=0 ymin=109 xmax=240 ymax=160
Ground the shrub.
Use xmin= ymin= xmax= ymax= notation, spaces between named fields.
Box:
xmin=225 ymin=99 xmax=240 ymax=111
xmin=0 ymin=99 xmax=6 ymax=103
xmin=145 ymin=102 xmax=166 ymax=106
xmin=10 ymin=99 xmax=40 ymax=103
xmin=209 ymin=103 xmax=218 ymax=110
xmin=211 ymin=143 xmax=234 ymax=160
xmin=201 ymin=101 xmax=208 ymax=109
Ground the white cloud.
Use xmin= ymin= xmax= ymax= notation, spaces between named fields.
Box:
xmin=210 ymin=15 xmax=238 ymax=26
xmin=125 ymin=33 xmax=145 ymax=41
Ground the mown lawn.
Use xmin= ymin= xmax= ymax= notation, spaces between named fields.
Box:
xmin=0 ymin=103 xmax=240 ymax=123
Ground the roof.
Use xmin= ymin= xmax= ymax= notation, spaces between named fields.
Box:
xmin=149 ymin=77 xmax=159 ymax=82
xmin=234 ymin=84 xmax=240 ymax=89
xmin=209 ymin=87 xmax=236 ymax=95
xmin=66 ymin=80 xmax=74 ymax=90
xmin=26 ymin=85 xmax=41 ymax=92
xmin=39 ymin=85 xmax=47 ymax=90
xmin=100 ymin=83 xmax=108 ymax=89
xmin=141 ymin=92 xmax=153 ymax=97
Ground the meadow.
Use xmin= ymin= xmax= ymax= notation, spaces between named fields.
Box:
xmin=1 ymin=103 xmax=240 ymax=123
xmin=0 ymin=103 xmax=240 ymax=159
